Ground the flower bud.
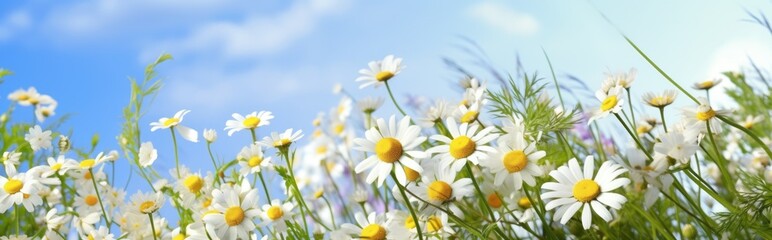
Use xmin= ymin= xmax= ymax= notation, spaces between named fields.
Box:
xmin=58 ymin=136 xmax=71 ymax=153
xmin=203 ymin=129 xmax=217 ymax=143
xmin=681 ymin=224 xmax=696 ymax=239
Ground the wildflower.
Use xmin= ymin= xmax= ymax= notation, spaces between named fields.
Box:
xmin=138 ymin=142 xmax=158 ymax=167
xmin=35 ymin=102 xmax=57 ymax=122
xmin=615 ymin=147 xmax=672 ymax=209
xmin=261 ymin=128 xmax=303 ymax=149
xmin=78 ymin=152 xmax=109 ymax=170
xmin=2 ymin=151 xmax=21 ymax=170
xmin=355 ymin=55 xmax=405 ymax=89
xmin=259 ymin=199 xmax=295 ymax=233
xmin=740 ymin=115 xmax=764 ymax=129
xmin=25 ymin=125 xmax=53 ymax=152
xmin=204 ymin=187 xmax=260 ymax=240
xmin=237 ymin=143 xmax=273 ymax=175
xmin=692 ymin=78 xmax=721 ymax=90
xmin=419 ymin=99 xmax=454 ymax=127
xmin=457 ymin=102 xmax=481 ymax=124
xmin=358 ymin=96 xmax=384 ymax=114
xmin=73 ymin=188 xmax=102 ymax=214
xmin=588 ymin=85 xmax=624 ymax=124
xmin=130 ymin=191 xmax=164 ymax=214
xmin=353 ymin=115 xmax=426 ymax=186
xmin=642 ymin=90 xmax=677 ymax=108
xmin=83 ymin=226 xmax=114 ymax=240
xmin=480 ymin=131 xmax=545 ymax=190
xmin=428 ymin=118 xmax=498 ymax=172
xmin=335 ymin=97 xmax=353 ymax=121
xmin=150 ymin=109 xmax=198 ymax=142
xmin=174 ymin=168 xmax=208 ymax=196
xmin=224 ymin=111 xmax=274 ymax=136
xmin=203 ymin=128 xmax=218 ymax=143
xmin=602 ymin=68 xmax=637 ymax=91
xmin=0 ymin=167 xmax=42 ymax=213
xmin=542 ymin=157 xmax=630 ymax=229
xmin=681 ymin=97 xmax=730 ymax=133
xmin=340 ymin=212 xmax=405 ymax=239
xmin=654 ymin=131 xmax=699 ymax=165
xmin=409 ymin=165 xmax=474 ymax=217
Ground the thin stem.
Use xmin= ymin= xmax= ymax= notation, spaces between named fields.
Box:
xmin=465 ymin=163 xmax=496 ymax=221
xmin=391 ymin=172 xmax=424 ymax=240
xmin=148 ymin=213 xmax=159 ymax=240
xmin=614 ymin=113 xmax=653 ymax=160
xmin=322 ymin=196 xmax=336 ymax=227
xmin=384 ymin=81 xmax=407 ymax=116
xmin=705 ymin=121 xmax=736 ymax=195
xmin=258 ymin=171 xmax=272 ymax=202
xmin=15 ymin=205 xmax=20 ymax=234
xmin=170 ymin=127 xmax=181 ymax=179
xmin=89 ymin=169 xmax=112 ymax=228
xmin=658 ymin=107 xmax=668 ymax=133
xmin=626 ymin=88 xmax=636 ymax=131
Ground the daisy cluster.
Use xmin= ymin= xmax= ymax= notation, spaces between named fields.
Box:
xmin=0 ymin=51 xmax=770 ymax=240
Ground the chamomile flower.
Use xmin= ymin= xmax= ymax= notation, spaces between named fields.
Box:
xmin=419 ymin=99 xmax=454 ymax=127
xmin=2 ymin=151 xmax=21 ymax=170
xmin=457 ymin=102 xmax=481 ymax=124
xmin=356 ymin=55 xmax=405 ymax=89
xmin=73 ymin=188 xmax=102 ymax=214
xmin=603 ymin=68 xmax=637 ymax=90
xmin=25 ymin=125 xmax=52 ymax=152
xmin=542 ymin=157 xmax=630 ymax=229
xmin=35 ymin=102 xmax=57 ymax=123
xmin=0 ymin=167 xmax=41 ymax=212
xmin=83 ymin=226 xmax=114 ymax=240
xmin=428 ymin=118 xmax=498 ymax=172
xmin=353 ymin=115 xmax=426 ymax=186
xmin=740 ymin=115 xmax=764 ymax=129
xmin=654 ymin=131 xmax=698 ymax=165
xmin=681 ymin=97 xmax=730 ymax=133
xmin=78 ymin=152 xmax=109 ymax=170
xmin=261 ymin=128 xmax=304 ymax=149
xmin=204 ymin=187 xmax=260 ymax=240
xmin=480 ymin=131 xmax=545 ymax=190
xmin=203 ymin=128 xmax=218 ymax=143
xmin=588 ymin=85 xmax=624 ymax=124
xmin=174 ymin=169 xmax=208 ymax=197
xmin=340 ymin=212 xmax=405 ymax=240
xmin=642 ymin=90 xmax=677 ymax=108
xmin=614 ymin=148 xmax=672 ymax=209
xmin=258 ymin=199 xmax=295 ymax=233
xmin=237 ymin=143 xmax=273 ymax=175
xmin=138 ymin=141 xmax=158 ymax=167
xmin=130 ymin=191 xmax=164 ymax=214
xmin=335 ymin=97 xmax=353 ymax=121
xmin=409 ymin=165 xmax=474 ymax=217
xmin=358 ymin=96 xmax=384 ymax=114
xmin=150 ymin=109 xmax=198 ymax=142
xmin=224 ymin=111 xmax=274 ymax=136
xmin=389 ymin=211 xmax=454 ymax=239
xmin=692 ymin=78 xmax=722 ymax=90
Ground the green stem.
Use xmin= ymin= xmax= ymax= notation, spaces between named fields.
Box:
xmin=659 ymin=107 xmax=668 ymax=133
xmin=626 ymin=88 xmax=636 ymax=131
xmin=465 ymin=163 xmax=496 ymax=221
xmin=89 ymin=169 xmax=112 ymax=228
xmin=15 ymin=205 xmax=20 ymax=234
xmin=206 ymin=143 xmax=220 ymax=185
xmin=705 ymin=121 xmax=736 ymax=195
xmin=391 ymin=172 xmax=424 ymax=240
xmin=148 ymin=213 xmax=159 ymax=240
xmin=717 ymin=115 xmax=772 ymax=159
xmin=322 ymin=196 xmax=336 ymax=227
xmin=542 ymin=48 xmax=565 ymax=108
xmin=258 ymin=171 xmax=272 ymax=202
xmin=384 ymin=81 xmax=407 ymax=116
xmin=170 ymin=127 xmax=181 ymax=179
xmin=614 ymin=113 xmax=653 ymax=160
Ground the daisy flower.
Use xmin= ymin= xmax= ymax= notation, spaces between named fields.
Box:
xmin=2 ymin=151 xmax=21 ymax=170
xmin=692 ymin=78 xmax=722 ymax=90
xmin=261 ymin=128 xmax=304 ymax=149
xmin=542 ymin=157 xmax=630 ymax=229
xmin=358 ymin=96 xmax=384 ymax=114
xmin=653 ymin=131 xmax=698 ymax=165
xmin=203 ymin=128 xmax=218 ymax=143
xmin=603 ymin=68 xmax=637 ymax=90
xmin=73 ymin=188 xmax=102 ymax=214
xmin=457 ymin=102 xmax=481 ymax=124
xmin=0 ymin=167 xmax=42 ymax=213
xmin=409 ymin=165 xmax=473 ymax=217
xmin=150 ymin=109 xmax=198 ymax=142
xmin=428 ymin=118 xmax=498 ymax=172
xmin=353 ymin=115 xmax=427 ymax=186
xmin=77 ymin=152 xmax=109 ymax=171
xmin=642 ymin=90 xmax=677 ymax=108
xmin=41 ymin=155 xmax=76 ymax=177
xmin=174 ymin=168 xmax=208 ymax=197
xmin=204 ymin=187 xmax=260 ymax=240
xmin=480 ymin=131 xmax=545 ymax=190
xmin=335 ymin=97 xmax=353 ymax=121
xmin=419 ymin=99 xmax=454 ymax=127
xmin=614 ymin=148 xmax=672 ymax=209
xmin=258 ymin=199 xmax=295 ymax=233
xmin=130 ymin=191 xmax=165 ymax=214
xmin=389 ymin=211 xmax=454 ymax=239
xmin=588 ymin=85 xmax=624 ymax=124
xmin=138 ymin=141 xmax=158 ymax=167
xmin=24 ymin=125 xmax=52 ymax=152
xmin=35 ymin=102 xmax=57 ymax=123
xmin=224 ymin=111 xmax=274 ymax=136
xmin=340 ymin=212 xmax=406 ymax=240
xmin=83 ymin=226 xmax=114 ymax=240
xmin=681 ymin=97 xmax=730 ymax=133
xmin=356 ymin=55 xmax=405 ymax=89
xmin=740 ymin=115 xmax=764 ymax=129
xmin=237 ymin=143 xmax=273 ymax=175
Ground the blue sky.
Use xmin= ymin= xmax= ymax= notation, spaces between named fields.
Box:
xmin=0 ymin=0 xmax=770 ymax=196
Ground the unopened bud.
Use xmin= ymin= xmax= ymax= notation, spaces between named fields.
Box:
xmin=681 ymin=224 xmax=696 ymax=239
xmin=203 ymin=129 xmax=217 ymax=143
xmin=91 ymin=133 xmax=100 ymax=148
xmin=58 ymin=136 xmax=71 ymax=153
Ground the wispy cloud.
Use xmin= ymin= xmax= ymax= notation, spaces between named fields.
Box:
xmin=468 ymin=2 xmax=538 ymax=36
xmin=0 ymin=10 xmax=31 ymax=41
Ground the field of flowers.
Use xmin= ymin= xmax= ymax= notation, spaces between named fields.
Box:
xmin=0 ymin=28 xmax=771 ymax=240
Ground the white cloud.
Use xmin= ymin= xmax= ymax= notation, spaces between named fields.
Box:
xmin=0 ymin=10 xmax=31 ymax=40
xmin=706 ymin=39 xmax=772 ymax=78
xmin=468 ymin=2 xmax=538 ymax=36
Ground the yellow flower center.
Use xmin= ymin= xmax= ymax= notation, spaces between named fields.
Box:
xmin=518 ymin=197 xmax=532 ymax=209
xmin=29 ymin=98 xmax=39 ymax=105
xmin=225 ymin=207 xmax=245 ymax=226
xmin=333 ymin=123 xmax=345 ymax=135
xmin=426 ymin=215 xmax=443 ymax=232
xmin=460 ymin=111 xmax=479 ymax=123
xmin=163 ymin=118 xmax=179 ymax=127
xmin=573 ymin=179 xmax=601 ymax=203
xmin=427 ymin=181 xmax=453 ymax=202
xmin=696 ymin=109 xmax=716 ymax=121
xmin=247 ymin=156 xmax=263 ymax=167
xmin=316 ymin=146 xmax=328 ymax=155
xmin=600 ymin=95 xmax=618 ymax=111
xmin=503 ymin=150 xmax=528 ymax=173
xmin=85 ymin=194 xmax=98 ymax=206
xmin=487 ymin=192 xmax=502 ymax=208
xmin=51 ymin=163 xmax=63 ymax=171
xmin=449 ymin=136 xmax=476 ymax=159
xmin=139 ymin=201 xmax=156 ymax=213
xmin=242 ymin=116 xmax=261 ymax=128
xmin=273 ymin=139 xmax=291 ymax=147
xmin=183 ymin=175 xmax=204 ymax=193
xmin=172 ymin=234 xmax=186 ymax=240
xmin=202 ymin=198 xmax=212 ymax=208
xmin=267 ymin=205 xmax=284 ymax=220
xmin=404 ymin=216 xmax=416 ymax=229
xmin=375 ymin=71 xmax=394 ymax=82
xmin=698 ymin=81 xmax=714 ymax=89
xmin=403 ymin=166 xmax=420 ymax=182
xmin=360 ymin=224 xmax=387 ymax=240
xmin=636 ymin=125 xmax=652 ymax=135
xmin=80 ymin=159 xmax=96 ymax=169
xmin=313 ymin=190 xmax=324 ymax=199
xmin=3 ymin=179 xmax=23 ymax=194
xmin=375 ymin=138 xmax=403 ymax=163
xmin=17 ymin=94 xmax=29 ymax=101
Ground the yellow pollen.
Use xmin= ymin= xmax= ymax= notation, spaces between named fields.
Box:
xmin=404 ymin=216 xmax=416 ymax=229
xmin=51 ymin=163 xmax=63 ymax=171
xmin=80 ymin=159 xmax=95 ymax=169
xmin=139 ymin=201 xmax=156 ymax=213
xmin=427 ymin=181 xmax=453 ymax=202
xmin=333 ymin=124 xmax=345 ymax=135
xmin=313 ymin=129 xmax=323 ymax=138
xmin=183 ymin=175 xmax=204 ymax=193
xmin=267 ymin=206 xmax=284 ymax=220
xmin=247 ymin=156 xmax=263 ymax=167
xmin=503 ymin=150 xmax=528 ymax=173
xmin=172 ymin=234 xmax=186 ymax=240
xmin=273 ymin=138 xmax=291 ymax=147
xmin=404 ymin=166 xmax=420 ymax=182
xmin=573 ymin=179 xmax=601 ymax=203
xmin=202 ymin=199 xmax=212 ymax=208
xmin=600 ymin=95 xmax=618 ymax=111
xmin=85 ymin=194 xmax=99 ymax=206
xmin=17 ymin=94 xmax=29 ymax=101
xmin=426 ymin=215 xmax=443 ymax=232
xmin=163 ymin=118 xmax=179 ymax=127
xmin=518 ymin=197 xmax=532 ymax=209
xmin=375 ymin=138 xmax=403 ymax=163
xmin=698 ymin=81 xmax=714 ymax=89
xmin=242 ymin=116 xmax=261 ymax=128
xmin=87 ymin=235 xmax=95 ymax=240
xmin=375 ymin=71 xmax=394 ymax=82
xmin=460 ymin=111 xmax=479 ymax=123
xmin=316 ymin=146 xmax=328 ymax=155
xmin=360 ymin=224 xmax=387 ymax=240
xmin=696 ymin=109 xmax=716 ymax=121
xmin=487 ymin=193 xmax=502 ymax=208
xmin=4 ymin=179 xmax=23 ymax=194
xmin=449 ymin=136 xmax=476 ymax=159
xmin=225 ymin=207 xmax=245 ymax=226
